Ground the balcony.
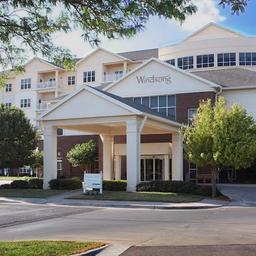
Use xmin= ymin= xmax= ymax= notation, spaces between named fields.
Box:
xmin=36 ymin=81 xmax=56 ymax=92
xmin=103 ymin=72 xmax=124 ymax=82
xmin=36 ymin=102 xmax=53 ymax=112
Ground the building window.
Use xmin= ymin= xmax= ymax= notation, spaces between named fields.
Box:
xmin=68 ymin=76 xmax=75 ymax=85
xmin=217 ymin=53 xmax=236 ymax=66
xmin=188 ymin=108 xmax=197 ymax=125
xmin=21 ymin=78 xmax=31 ymax=89
xmin=189 ymin=161 xmax=197 ymax=180
xmin=5 ymin=102 xmax=12 ymax=108
xmin=177 ymin=56 xmax=193 ymax=70
xmin=57 ymin=159 xmax=63 ymax=178
xmin=57 ymin=128 xmax=63 ymax=136
xmin=83 ymin=71 xmax=95 ymax=83
xmin=239 ymin=52 xmax=256 ymax=66
xmin=131 ymin=94 xmax=176 ymax=120
xmin=5 ymin=83 xmax=12 ymax=92
xmin=20 ymin=99 xmax=31 ymax=108
xmin=196 ymin=54 xmax=214 ymax=68
xmin=114 ymin=70 xmax=123 ymax=80
xmin=166 ymin=59 xmax=175 ymax=66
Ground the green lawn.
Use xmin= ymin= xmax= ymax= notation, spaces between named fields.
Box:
xmin=0 ymin=176 xmax=29 ymax=181
xmin=69 ymin=191 xmax=202 ymax=203
xmin=0 ymin=241 xmax=104 ymax=256
xmin=0 ymin=189 xmax=67 ymax=198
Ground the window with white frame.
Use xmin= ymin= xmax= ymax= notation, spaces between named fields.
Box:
xmin=21 ymin=78 xmax=31 ymax=89
xmin=166 ymin=59 xmax=175 ymax=66
xmin=68 ymin=75 xmax=75 ymax=85
xmin=239 ymin=52 xmax=256 ymax=66
xmin=217 ymin=53 xmax=236 ymax=66
xmin=188 ymin=108 xmax=197 ymax=125
xmin=83 ymin=71 xmax=95 ymax=83
xmin=131 ymin=95 xmax=176 ymax=120
xmin=114 ymin=70 xmax=123 ymax=80
xmin=196 ymin=54 xmax=214 ymax=68
xmin=57 ymin=159 xmax=63 ymax=178
xmin=177 ymin=56 xmax=193 ymax=70
xmin=20 ymin=99 xmax=31 ymax=108
xmin=5 ymin=102 xmax=12 ymax=108
xmin=5 ymin=83 xmax=12 ymax=92
xmin=189 ymin=161 xmax=197 ymax=180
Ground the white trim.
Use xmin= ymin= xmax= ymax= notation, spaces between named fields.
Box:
xmin=222 ymin=85 xmax=256 ymax=91
xmin=75 ymin=47 xmax=133 ymax=66
xmin=103 ymin=58 xmax=220 ymax=92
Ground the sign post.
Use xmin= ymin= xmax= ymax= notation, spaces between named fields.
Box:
xmin=83 ymin=171 xmax=103 ymax=194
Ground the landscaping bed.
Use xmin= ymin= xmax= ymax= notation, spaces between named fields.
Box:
xmin=0 ymin=241 xmax=104 ymax=256
xmin=0 ymin=189 xmax=67 ymax=198
xmin=68 ymin=191 xmax=202 ymax=203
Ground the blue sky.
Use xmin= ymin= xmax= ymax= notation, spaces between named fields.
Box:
xmin=51 ymin=0 xmax=256 ymax=57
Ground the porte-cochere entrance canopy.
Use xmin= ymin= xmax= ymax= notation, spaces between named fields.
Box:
xmin=39 ymin=85 xmax=184 ymax=191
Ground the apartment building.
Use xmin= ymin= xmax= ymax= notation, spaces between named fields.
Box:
xmin=1 ymin=23 xmax=256 ymax=186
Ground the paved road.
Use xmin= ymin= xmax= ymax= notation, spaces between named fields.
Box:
xmin=0 ymin=202 xmax=256 ymax=249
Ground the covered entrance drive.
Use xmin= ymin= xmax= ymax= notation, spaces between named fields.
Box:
xmin=39 ymin=86 xmax=183 ymax=191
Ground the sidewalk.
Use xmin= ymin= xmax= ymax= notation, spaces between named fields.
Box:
xmin=0 ymin=190 xmax=228 ymax=210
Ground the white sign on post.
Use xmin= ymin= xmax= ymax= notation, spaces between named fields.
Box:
xmin=83 ymin=171 xmax=103 ymax=194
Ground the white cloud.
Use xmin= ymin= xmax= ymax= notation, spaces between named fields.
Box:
xmin=179 ymin=0 xmax=226 ymax=32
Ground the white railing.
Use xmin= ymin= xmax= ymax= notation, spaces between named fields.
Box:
xmin=37 ymin=81 xmax=56 ymax=89
xmin=103 ymin=73 xmax=124 ymax=82
xmin=37 ymin=102 xmax=53 ymax=111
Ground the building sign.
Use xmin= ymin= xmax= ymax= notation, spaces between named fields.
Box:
xmin=83 ymin=172 xmax=103 ymax=194
xmin=136 ymin=75 xmax=172 ymax=85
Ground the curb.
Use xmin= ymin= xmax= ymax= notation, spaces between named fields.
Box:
xmin=73 ymin=244 xmax=109 ymax=256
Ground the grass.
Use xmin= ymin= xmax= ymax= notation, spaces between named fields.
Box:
xmin=0 ymin=176 xmax=29 ymax=181
xmin=0 ymin=241 xmax=104 ymax=256
xmin=0 ymin=189 xmax=67 ymax=198
xmin=69 ymin=191 xmax=202 ymax=203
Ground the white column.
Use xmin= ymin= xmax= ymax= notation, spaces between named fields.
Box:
xmin=126 ymin=119 xmax=141 ymax=192
xmin=55 ymin=70 xmax=59 ymax=98
xmin=172 ymin=132 xmax=183 ymax=181
xmin=123 ymin=61 xmax=128 ymax=74
xmin=114 ymin=155 xmax=122 ymax=180
xmin=43 ymin=125 xmax=57 ymax=189
xmin=164 ymin=154 xmax=170 ymax=180
xmin=101 ymin=134 xmax=114 ymax=180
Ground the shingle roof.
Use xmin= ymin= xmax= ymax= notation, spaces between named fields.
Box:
xmin=118 ymin=48 xmax=159 ymax=61
xmin=192 ymin=68 xmax=256 ymax=88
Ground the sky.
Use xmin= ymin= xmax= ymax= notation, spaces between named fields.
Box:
xmin=51 ymin=0 xmax=256 ymax=57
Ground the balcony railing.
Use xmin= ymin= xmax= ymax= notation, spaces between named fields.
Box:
xmin=103 ymin=72 xmax=124 ymax=82
xmin=36 ymin=102 xmax=53 ymax=111
xmin=37 ymin=81 xmax=56 ymax=89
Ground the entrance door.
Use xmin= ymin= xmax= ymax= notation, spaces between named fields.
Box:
xmin=140 ymin=156 xmax=164 ymax=182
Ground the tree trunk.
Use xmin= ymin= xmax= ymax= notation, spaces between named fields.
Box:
xmin=211 ymin=167 xmax=217 ymax=198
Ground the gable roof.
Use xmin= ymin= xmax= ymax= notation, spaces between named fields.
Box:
xmin=183 ymin=22 xmax=243 ymax=42
xmin=103 ymin=57 xmax=220 ymax=92
xmin=39 ymin=85 xmax=182 ymax=127
xmin=25 ymin=57 xmax=64 ymax=70
xmin=192 ymin=68 xmax=256 ymax=89
xmin=118 ymin=48 xmax=159 ymax=61
xmin=75 ymin=47 xmax=132 ymax=66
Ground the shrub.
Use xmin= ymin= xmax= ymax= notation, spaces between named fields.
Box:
xmin=103 ymin=180 xmax=127 ymax=191
xmin=10 ymin=180 xmax=30 ymax=189
xmin=0 ymin=184 xmax=11 ymax=189
xmin=28 ymin=178 xmax=43 ymax=189
xmin=136 ymin=180 xmax=220 ymax=197
xmin=49 ymin=177 xmax=82 ymax=190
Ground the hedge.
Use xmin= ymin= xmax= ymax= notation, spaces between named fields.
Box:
xmin=136 ymin=180 xmax=221 ymax=197
xmin=28 ymin=179 xmax=43 ymax=189
xmin=10 ymin=180 xmax=30 ymax=189
xmin=0 ymin=179 xmax=44 ymax=189
xmin=103 ymin=180 xmax=127 ymax=191
xmin=49 ymin=177 xmax=82 ymax=190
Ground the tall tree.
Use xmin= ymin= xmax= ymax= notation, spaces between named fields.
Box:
xmin=0 ymin=104 xmax=37 ymax=168
xmin=0 ymin=0 xmax=248 ymax=72
xmin=183 ymin=97 xmax=256 ymax=197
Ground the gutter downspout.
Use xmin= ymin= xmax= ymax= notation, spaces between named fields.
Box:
xmin=215 ymin=86 xmax=223 ymax=102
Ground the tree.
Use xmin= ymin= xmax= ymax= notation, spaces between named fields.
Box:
xmin=30 ymin=150 xmax=44 ymax=177
xmin=67 ymin=140 xmax=97 ymax=170
xmin=183 ymin=97 xmax=256 ymax=197
xmin=0 ymin=104 xmax=37 ymax=169
xmin=0 ymin=0 xmax=248 ymax=73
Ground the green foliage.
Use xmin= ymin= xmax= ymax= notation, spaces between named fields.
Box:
xmin=28 ymin=178 xmax=43 ymax=189
xmin=0 ymin=104 xmax=37 ymax=169
xmin=10 ymin=180 xmax=30 ymax=189
xmin=136 ymin=180 xmax=220 ymax=197
xmin=183 ymin=97 xmax=256 ymax=171
xmin=49 ymin=177 xmax=82 ymax=190
xmin=29 ymin=150 xmax=44 ymax=169
xmin=67 ymin=140 xmax=97 ymax=170
xmin=103 ymin=180 xmax=127 ymax=191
